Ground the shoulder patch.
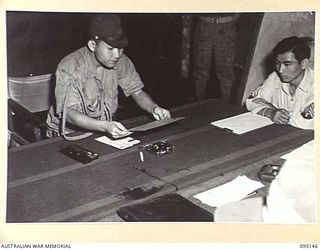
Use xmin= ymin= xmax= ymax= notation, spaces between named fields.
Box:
xmin=248 ymin=89 xmax=259 ymax=99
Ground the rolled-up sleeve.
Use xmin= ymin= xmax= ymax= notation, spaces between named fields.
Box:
xmin=246 ymin=76 xmax=276 ymax=114
xmin=290 ymin=99 xmax=314 ymax=130
xmin=117 ymin=54 xmax=144 ymax=97
xmin=291 ymin=113 xmax=314 ymax=130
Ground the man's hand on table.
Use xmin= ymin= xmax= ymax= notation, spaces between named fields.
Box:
xmin=264 ymin=108 xmax=290 ymax=124
xmin=152 ymin=106 xmax=171 ymax=120
xmin=102 ymin=121 xmax=132 ymax=139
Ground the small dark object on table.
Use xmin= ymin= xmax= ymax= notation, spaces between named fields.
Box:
xmin=257 ymin=164 xmax=281 ymax=182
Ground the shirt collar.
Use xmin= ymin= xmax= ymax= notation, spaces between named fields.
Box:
xmin=82 ymin=47 xmax=99 ymax=79
xmin=82 ymin=47 xmax=118 ymax=80
xmin=298 ymin=67 xmax=313 ymax=93
xmin=281 ymin=67 xmax=313 ymax=94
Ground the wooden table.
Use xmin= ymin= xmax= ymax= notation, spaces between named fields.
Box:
xmin=7 ymin=99 xmax=314 ymax=222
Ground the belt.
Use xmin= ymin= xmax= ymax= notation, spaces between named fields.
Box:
xmin=199 ymin=16 xmax=233 ymax=24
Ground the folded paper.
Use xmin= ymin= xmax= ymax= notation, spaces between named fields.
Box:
xmin=95 ymin=136 xmax=140 ymax=149
xmin=194 ymin=175 xmax=264 ymax=207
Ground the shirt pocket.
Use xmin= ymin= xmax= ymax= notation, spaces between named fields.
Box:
xmin=106 ymin=73 xmax=119 ymax=99
xmin=86 ymin=94 xmax=100 ymax=111
xmin=81 ymin=79 xmax=103 ymax=118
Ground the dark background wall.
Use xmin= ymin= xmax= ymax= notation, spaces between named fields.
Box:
xmin=7 ymin=12 xmax=259 ymax=119
xmin=7 ymin=12 xmax=89 ymax=76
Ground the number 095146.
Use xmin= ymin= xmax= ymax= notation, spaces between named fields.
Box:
xmin=300 ymin=244 xmax=318 ymax=248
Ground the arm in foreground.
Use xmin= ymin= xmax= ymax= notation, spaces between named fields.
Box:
xmin=66 ymin=109 xmax=131 ymax=138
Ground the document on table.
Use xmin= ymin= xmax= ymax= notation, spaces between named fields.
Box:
xmin=193 ymin=175 xmax=264 ymax=207
xmin=95 ymin=136 xmax=140 ymax=149
xmin=211 ymin=112 xmax=273 ymax=134
xmin=129 ymin=117 xmax=185 ymax=132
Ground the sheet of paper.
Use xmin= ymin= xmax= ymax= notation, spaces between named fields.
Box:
xmin=95 ymin=136 xmax=140 ymax=149
xmin=211 ymin=112 xmax=273 ymax=134
xmin=129 ymin=117 xmax=186 ymax=132
xmin=193 ymin=175 xmax=264 ymax=207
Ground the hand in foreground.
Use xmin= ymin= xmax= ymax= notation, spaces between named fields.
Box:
xmin=152 ymin=106 xmax=171 ymax=120
xmin=269 ymin=108 xmax=290 ymax=124
xmin=302 ymin=102 xmax=314 ymax=119
xmin=103 ymin=121 xmax=132 ymax=139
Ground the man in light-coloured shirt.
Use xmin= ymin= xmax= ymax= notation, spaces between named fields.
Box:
xmin=246 ymin=36 xmax=314 ymax=130
xmin=262 ymin=140 xmax=315 ymax=223
xmin=214 ymin=139 xmax=315 ymax=223
xmin=46 ymin=14 xmax=171 ymax=140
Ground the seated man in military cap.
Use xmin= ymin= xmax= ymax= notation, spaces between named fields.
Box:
xmin=46 ymin=14 xmax=171 ymax=140
xmin=246 ymin=36 xmax=314 ymax=130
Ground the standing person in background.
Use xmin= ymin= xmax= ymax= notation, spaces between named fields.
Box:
xmin=192 ymin=13 xmax=240 ymax=102
xmin=46 ymin=14 xmax=171 ymax=140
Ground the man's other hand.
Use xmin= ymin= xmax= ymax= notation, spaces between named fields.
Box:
xmin=270 ymin=108 xmax=290 ymax=124
xmin=103 ymin=121 xmax=132 ymax=139
xmin=152 ymin=106 xmax=171 ymax=120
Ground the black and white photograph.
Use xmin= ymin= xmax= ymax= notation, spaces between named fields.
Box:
xmin=2 ymin=0 xmax=319 ymax=247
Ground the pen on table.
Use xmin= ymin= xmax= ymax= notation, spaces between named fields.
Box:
xmin=244 ymin=190 xmax=258 ymax=198
xmin=139 ymin=151 xmax=144 ymax=162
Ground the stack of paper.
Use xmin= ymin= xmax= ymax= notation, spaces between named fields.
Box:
xmin=211 ymin=112 xmax=273 ymax=134
xmin=193 ymin=175 xmax=264 ymax=207
xmin=95 ymin=136 xmax=140 ymax=149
